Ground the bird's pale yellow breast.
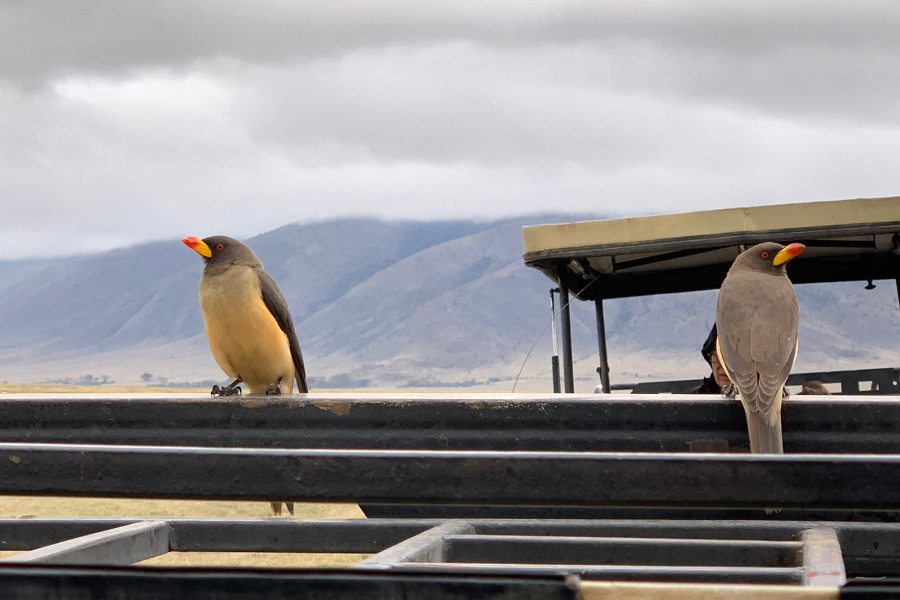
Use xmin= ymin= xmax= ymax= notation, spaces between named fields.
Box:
xmin=199 ymin=266 xmax=294 ymax=393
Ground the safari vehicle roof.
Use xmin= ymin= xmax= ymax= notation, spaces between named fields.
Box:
xmin=522 ymin=195 xmax=900 ymax=299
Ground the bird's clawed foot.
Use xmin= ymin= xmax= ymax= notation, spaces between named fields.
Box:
xmin=211 ymin=379 xmax=243 ymax=397
xmin=722 ymin=383 xmax=737 ymax=399
xmin=266 ymin=377 xmax=283 ymax=396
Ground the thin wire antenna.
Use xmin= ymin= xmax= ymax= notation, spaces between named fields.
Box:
xmin=511 ymin=273 xmax=602 ymax=393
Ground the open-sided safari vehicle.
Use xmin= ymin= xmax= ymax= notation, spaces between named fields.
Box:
xmin=523 ymin=195 xmax=900 ymax=395
xmin=1 ymin=196 xmax=900 ymax=599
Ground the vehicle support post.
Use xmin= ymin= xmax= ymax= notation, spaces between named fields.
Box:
xmin=895 ymin=276 xmax=900 ymax=310
xmin=594 ymin=298 xmax=611 ymax=394
xmin=557 ymin=264 xmax=575 ymax=393
xmin=551 ymin=356 xmax=561 ymax=394
xmin=549 ymin=288 xmax=561 ymax=394
xmin=893 ymin=234 xmax=900 ymax=308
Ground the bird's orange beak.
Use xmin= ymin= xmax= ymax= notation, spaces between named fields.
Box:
xmin=773 ymin=242 xmax=805 ymax=266
xmin=182 ymin=236 xmax=212 ymax=258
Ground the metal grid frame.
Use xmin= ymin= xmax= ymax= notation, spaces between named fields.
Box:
xmin=2 ymin=394 xmax=900 ymax=598
xmin=0 ymin=517 xmax=854 ymax=585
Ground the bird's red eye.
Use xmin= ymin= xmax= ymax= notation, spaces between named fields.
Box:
xmin=761 ymin=251 xmax=770 ymax=259
xmin=216 ymin=243 xmax=225 ymax=251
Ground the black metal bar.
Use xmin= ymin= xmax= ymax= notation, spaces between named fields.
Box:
xmin=842 ymin=580 xmax=900 ymax=598
xmin=619 ymin=368 xmax=900 ymax=395
xmin=402 ymin=563 xmax=803 ymax=584
xmin=0 ymin=517 xmax=823 ymax=551
xmin=556 ymin=264 xmax=575 ymax=393
xmin=612 ymin=246 xmax=724 ymax=271
xmin=474 ymin=519 xmax=806 ymax=540
xmin=0 ymin=567 xmax=579 ymax=600
xmin=593 ymin=299 xmax=611 ymax=394
xmin=551 ymin=357 xmax=561 ymax=394
xmin=361 ymin=503 xmax=900 ymax=522
xmin=2 ymin=516 xmax=898 ymax=553
xmin=168 ymin=519 xmax=438 ymax=553
xmin=533 ymin=255 xmax=900 ymax=300
xmin=801 ymin=527 xmax=846 ymax=587
xmin=834 ymin=522 xmax=900 ymax=568
xmin=550 ymin=289 xmax=561 ymax=394
xmin=0 ymin=522 xmax=168 ymax=566
xmin=0 ymin=517 xmax=440 ymax=554
xmin=0 ymin=517 xmax=800 ymax=553
xmin=358 ymin=522 xmax=474 ymax=568
xmin=894 ymin=233 xmax=900 ymax=311
xmin=895 ymin=276 xmax=900 ymax=310
xmin=0 ymin=519 xmax=139 ymax=551
xmin=6 ymin=443 xmax=900 ymax=508
xmin=7 ymin=395 xmax=900 ymax=453
xmin=797 ymin=239 xmax=878 ymax=249
xmin=2 ymin=517 xmax=900 ymax=581
xmin=617 ymin=368 xmax=900 ymax=395
xmin=443 ymin=535 xmax=800 ymax=567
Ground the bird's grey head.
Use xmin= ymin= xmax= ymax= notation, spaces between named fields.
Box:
xmin=182 ymin=235 xmax=263 ymax=269
xmin=731 ymin=242 xmax=805 ymax=275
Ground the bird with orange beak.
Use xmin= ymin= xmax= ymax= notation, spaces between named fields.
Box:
xmin=182 ymin=235 xmax=309 ymax=398
xmin=183 ymin=235 xmax=308 ymax=516
xmin=715 ymin=242 xmax=805 ymax=454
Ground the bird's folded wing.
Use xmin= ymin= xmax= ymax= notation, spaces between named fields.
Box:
xmin=257 ymin=269 xmax=309 ymax=393
xmin=760 ymin=337 xmax=798 ymax=402
xmin=717 ymin=273 xmax=799 ymax=415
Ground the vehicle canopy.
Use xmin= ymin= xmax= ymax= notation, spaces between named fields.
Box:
xmin=522 ymin=196 xmax=900 ymax=393
xmin=523 ymin=195 xmax=900 ymax=299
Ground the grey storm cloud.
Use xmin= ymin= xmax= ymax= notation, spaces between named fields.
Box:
xmin=0 ymin=0 xmax=898 ymax=257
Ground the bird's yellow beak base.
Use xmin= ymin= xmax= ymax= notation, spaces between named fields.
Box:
xmin=183 ymin=236 xmax=212 ymax=258
xmin=773 ymin=242 xmax=805 ymax=266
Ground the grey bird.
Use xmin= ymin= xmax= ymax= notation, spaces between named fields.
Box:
xmin=715 ymin=242 xmax=805 ymax=454
xmin=184 ymin=235 xmax=308 ymax=515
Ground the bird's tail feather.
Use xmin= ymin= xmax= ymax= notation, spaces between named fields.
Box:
xmin=746 ymin=409 xmax=784 ymax=454
xmin=294 ymin=360 xmax=309 ymax=393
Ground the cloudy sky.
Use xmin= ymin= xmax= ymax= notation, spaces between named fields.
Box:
xmin=1 ymin=1 xmax=898 ymax=258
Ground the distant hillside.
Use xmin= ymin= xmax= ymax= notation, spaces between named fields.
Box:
xmin=0 ymin=217 xmax=897 ymax=391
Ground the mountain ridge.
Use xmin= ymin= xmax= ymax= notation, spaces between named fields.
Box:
xmin=0 ymin=215 xmax=897 ymax=391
